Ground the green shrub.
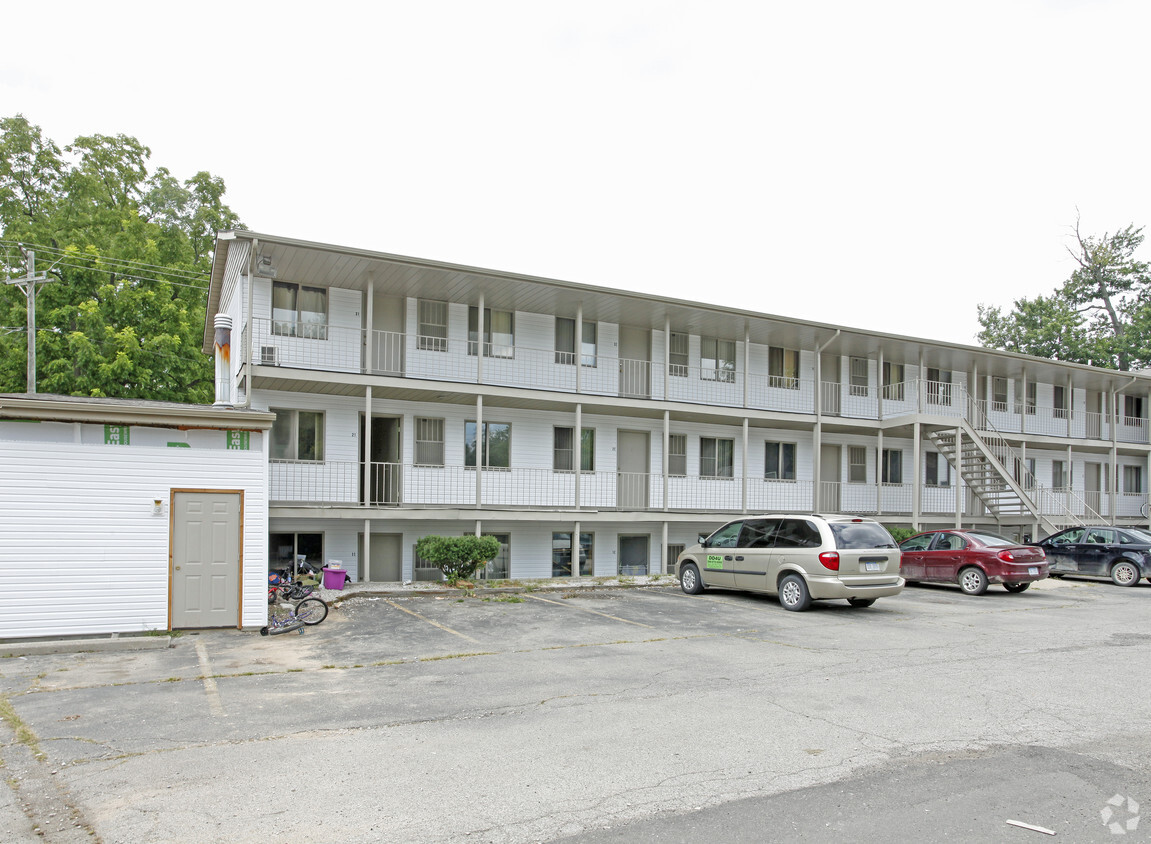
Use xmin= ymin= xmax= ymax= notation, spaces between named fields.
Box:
xmin=885 ymin=525 xmax=916 ymax=544
xmin=415 ymin=535 xmax=502 ymax=585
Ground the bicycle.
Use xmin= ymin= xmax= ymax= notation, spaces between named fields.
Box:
xmin=261 ymin=577 xmax=329 ymax=635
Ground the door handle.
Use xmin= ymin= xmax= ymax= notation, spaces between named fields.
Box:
xmin=174 ymin=566 xmax=181 ymax=571
xmin=724 ymin=555 xmax=733 ymax=561
xmin=734 ymin=556 xmax=744 ymax=561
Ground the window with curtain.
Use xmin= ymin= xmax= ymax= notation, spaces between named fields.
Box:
xmin=669 ymin=333 xmax=689 ymax=377
xmin=849 ymin=446 xmax=867 ymax=483
xmin=926 ymin=368 xmax=952 ymax=405
xmin=882 ymin=362 xmax=905 ymax=401
xmin=469 ymin=307 xmax=515 ymax=358
xmin=700 ymin=338 xmax=735 ymax=383
xmin=1014 ymin=380 xmax=1037 ymax=415
xmin=700 ymin=437 xmax=734 ymax=478
xmin=1123 ymin=465 xmax=1143 ymax=494
xmin=414 ymin=417 xmax=445 ymax=466
xmin=1053 ymin=385 xmax=1069 ymax=419
xmin=925 ymin=452 xmax=951 ymax=486
xmin=555 ymin=318 xmax=597 ymax=366
xmin=765 ymin=441 xmax=796 ymax=480
xmin=1052 ymin=460 xmax=1069 ymax=489
xmin=768 ymin=348 xmax=799 ymax=389
xmin=850 ymin=357 xmax=869 ymax=397
xmin=668 ymin=434 xmax=687 ymax=476
xmin=272 ymin=282 xmax=328 ymax=339
xmin=881 ymin=448 xmax=902 ymax=484
xmin=553 ymin=427 xmax=595 ymax=472
xmin=417 ymin=300 xmax=448 ymax=351
xmin=270 ymin=410 xmax=324 ymax=461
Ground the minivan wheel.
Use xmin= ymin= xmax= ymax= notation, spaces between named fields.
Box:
xmin=680 ymin=563 xmax=705 ymax=595
xmin=958 ymin=567 xmax=988 ymax=596
xmin=847 ymin=597 xmax=876 ymax=608
xmin=1003 ymin=582 xmax=1031 ymax=593
xmin=1110 ymin=560 xmax=1139 ymax=587
xmin=779 ymin=574 xmax=812 ymax=612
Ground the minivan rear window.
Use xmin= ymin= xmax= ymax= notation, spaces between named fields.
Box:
xmin=830 ymin=522 xmax=897 ymax=549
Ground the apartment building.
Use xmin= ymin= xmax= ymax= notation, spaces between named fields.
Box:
xmin=203 ymin=230 xmax=1151 ymax=583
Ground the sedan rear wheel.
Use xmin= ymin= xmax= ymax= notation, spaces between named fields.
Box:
xmin=958 ymin=566 xmax=988 ymax=596
xmin=1003 ymin=582 xmax=1031 ymax=593
xmin=1110 ymin=560 xmax=1140 ymax=587
xmin=680 ymin=563 xmax=705 ymax=595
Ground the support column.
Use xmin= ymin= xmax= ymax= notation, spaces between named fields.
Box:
xmin=573 ymin=520 xmax=581 ymax=577
xmin=476 ymin=293 xmax=484 ymax=384
xmin=912 ymin=422 xmax=921 ymax=531
xmin=813 ymin=417 xmax=822 ymax=513
xmin=475 ymin=395 xmax=483 ymax=509
xmin=661 ymin=521 xmax=669 ymax=575
xmin=743 ymin=324 xmax=750 ymax=409
xmin=364 ymin=281 xmax=374 ymax=374
xmin=575 ymin=403 xmax=582 ymax=510
xmin=955 ymin=427 xmax=964 ymax=529
xmin=362 ymin=518 xmax=371 ymax=582
xmin=662 ymin=410 xmax=670 ymax=513
xmin=664 ymin=315 xmax=671 ymax=401
xmin=876 ymin=429 xmax=884 ymax=516
xmin=741 ymin=417 xmax=749 ymax=514
xmin=576 ymin=304 xmax=583 ymax=394
xmin=1110 ymin=387 xmax=1118 ymax=519
xmin=363 ymin=387 xmax=373 ymax=507
xmin=918 ymin=349 xmax=925 ymax=414
xmin=1067 ymin=375 xmax=1074 ymax=437
xmin=877 ymin=348 xmax=885 ymax=420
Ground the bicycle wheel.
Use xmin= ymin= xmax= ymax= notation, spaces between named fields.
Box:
xmin=295 ymin=597 xmax=328 ymax=626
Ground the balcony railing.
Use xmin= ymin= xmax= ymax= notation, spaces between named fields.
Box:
xmin=248 ymin=318 xmax=1151 ymax=442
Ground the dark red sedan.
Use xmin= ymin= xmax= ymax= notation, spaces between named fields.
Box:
xmin=898 ymin=530 xmax=1048 ymax=595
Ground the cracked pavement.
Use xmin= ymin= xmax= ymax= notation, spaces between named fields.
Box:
xmin=1 ymin=577 xmax=1149 ymax=842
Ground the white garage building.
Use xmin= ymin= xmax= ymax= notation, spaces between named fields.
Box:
xmin=0 ymin=394 xmax=274 ymax=640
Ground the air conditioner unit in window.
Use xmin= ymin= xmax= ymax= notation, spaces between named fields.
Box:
xmin=259 ymin=345 xmax=278 ymax=366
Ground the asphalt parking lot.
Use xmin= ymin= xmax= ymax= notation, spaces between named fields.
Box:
xmin=2 ymin=576 xmax=1150 ymax=843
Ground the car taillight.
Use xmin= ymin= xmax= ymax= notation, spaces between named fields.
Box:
xmin=998 ymin=550 xmax=1016 ymax=562
xmin=819 ymin=551 xmax=840 ymax=571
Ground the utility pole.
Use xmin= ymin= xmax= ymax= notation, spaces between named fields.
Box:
xmin=5 ymin=249 xmax=53 ymax=393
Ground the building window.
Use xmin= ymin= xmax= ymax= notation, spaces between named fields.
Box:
xmin=881 ymin=448 xmax=902 ymax=484
xmin=849 ymin=446 xmax=867 ymax=483
xmin=700 ymin=338 xmax=735 ymax=383
xmin=414 ymin=417 xmax=445 ymax=466
xmin=269 ymin=532 xmax=323 ymax=570
xmin=669 ymin=333 xmax=689 ymax=377
xmin=1123 ymin=395 xmax=1145 ymax=424
xmin=1052 ymin=459 xmax=1069 ymax=489
xmin=1123 ymin=465 xmax=1143 ymax=494
xmin=553 ymin=427 xmax=595 ymax=472
xmin=992 ymin=377 xmax=1009 ymax=412
xmin=925 ymin=452 xmax=951 ymax=487
xmin=765 ymin=441 xmax=796 ymax=480
xmin=768 ymin=347 xmax=799 ymax=390
xmin=882 ymin=362 xmax=905 ymax=401
xmin=668 ymin=434 xmax=687 ymax=476
xmin=926 ymin=368 xmax=952 ymax=405
xmin=1014 ymin=380 xmax=1037 ymax=415
xmin=417 ymin=300 xmax=448 ymax=351
xmin=468 ymin=307 xmax=515 ymax=358
xmin=272 ymin=281 xmax=327 ymax=339
xmin=700 ymin=437 xmax=734 ymax=478
xmin=1013 ymin=457 xmax=1037 ymax=489
xmin=555 ymin=318 xmax=598 ymax=367
xmin=849 ymin=357 xmax=869 ymax=397
xmin=465 ymin=421 xmax=511 ymax=469
xmin=1053 ymin=385 xmax=1069 ymax=419
xmin=552 ymin=531 xmax=593 ymax=577
xmin=471 ymin=533 xmax=509 ymax=580
xmin=270 ymin=410 xmax=324 ymax=461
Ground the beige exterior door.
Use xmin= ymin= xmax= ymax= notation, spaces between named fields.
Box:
xmin=360 ymin=532 xmax=403 ymax=581
xmin=617 ymin=430 xmax=650 ymax=508
xmin=171 ymin=491 xmax=242 ymax=629
xmin=821 ymin=444 xmax=841 ymax=512
xmin=618 ymin=326 xmax=651 ymax=398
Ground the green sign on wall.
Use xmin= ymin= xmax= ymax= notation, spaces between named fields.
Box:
xmin=104 ymin=424 xmax=130 ymax=446
xmin=226 ymin=430 xmax=250 ymax=450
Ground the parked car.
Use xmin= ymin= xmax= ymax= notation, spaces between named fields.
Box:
xmin=676 ymin=514 xmax=904 ymax=611
xmin=898 ymin=529 xmax=1048 ymax=595
xmin=1036 ymin=526 xmax=1151 ymax=587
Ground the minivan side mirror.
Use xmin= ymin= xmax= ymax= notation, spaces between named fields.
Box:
xmin=698 ymin=533 xmax=710 ymax=546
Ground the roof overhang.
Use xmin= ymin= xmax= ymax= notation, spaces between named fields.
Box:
xmin=0 ymin=393 xmax=275 ymax=430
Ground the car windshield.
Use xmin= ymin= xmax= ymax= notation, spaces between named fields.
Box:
xmin=965 ymin=532 xmax=1016 ymax=547
xmin=829 ymin=522 xmax=897 ymax=549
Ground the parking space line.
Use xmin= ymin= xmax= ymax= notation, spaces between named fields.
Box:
xmin=525 ymin=594 xmax=655 ymax=628
xmin=195 ymin=640 xmax=225 ymax=718
xmin=382 ymin=598 xmax=483 ymax=644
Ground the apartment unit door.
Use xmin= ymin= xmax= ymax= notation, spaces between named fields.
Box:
xmin=361 ymin=415 xmax=402 ymax=505
xmin=821 ymin=353 xmax=841 ymax=415
xmin=369 ymin=295 xmax=404 ymax=376
xmin=359 ymin=532 xmax=403 ymax=581
xmin=1085 ymin=462 xmax=1104 ymax=515
xmin=618 ymin=326 xmax=651 ymax=399
xmin=619 ymin=535 xmax=650 ymax=576
xmin=170 ymin=491 xmax=242 ymax=629
xmin=821 ymin=445 xmax=841 ymax=512
xmin=617 ymin=431 xmax=650 ymax=508
xmin=1087 ymin=391 xmax=1103 ymax=438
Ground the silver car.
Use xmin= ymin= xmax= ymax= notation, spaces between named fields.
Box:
xmin=677 ymin=514 xmax=905 ymax=611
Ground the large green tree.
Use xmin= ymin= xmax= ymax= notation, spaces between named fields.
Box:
xmin=978 ymin=220 xmax=1151 ymax=371
xmin=0 ymin=115 xmax=243 ymax=402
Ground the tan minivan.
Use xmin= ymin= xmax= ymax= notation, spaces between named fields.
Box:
xmin=676 ymin=514 xmax=904 ymax=611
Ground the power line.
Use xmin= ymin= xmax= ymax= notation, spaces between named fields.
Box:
xmin=0 ymin=240 xmax=212 ymax=284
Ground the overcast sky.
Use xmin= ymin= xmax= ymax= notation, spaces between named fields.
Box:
xmin=4 ymin=0 xmax=1149 ymax=345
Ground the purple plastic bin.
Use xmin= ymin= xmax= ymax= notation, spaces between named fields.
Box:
xmin=322 ymin=567 xmax=349 ymax=590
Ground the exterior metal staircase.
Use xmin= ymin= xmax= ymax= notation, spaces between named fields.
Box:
xmin=923 ymin=388 xmax=1100 ymax=535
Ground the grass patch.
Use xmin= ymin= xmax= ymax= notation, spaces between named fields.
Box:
xmin=419 ymin=652 xmax=496 ymax=662
xmin=0 ymin=696 xmax=44 ymax=760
